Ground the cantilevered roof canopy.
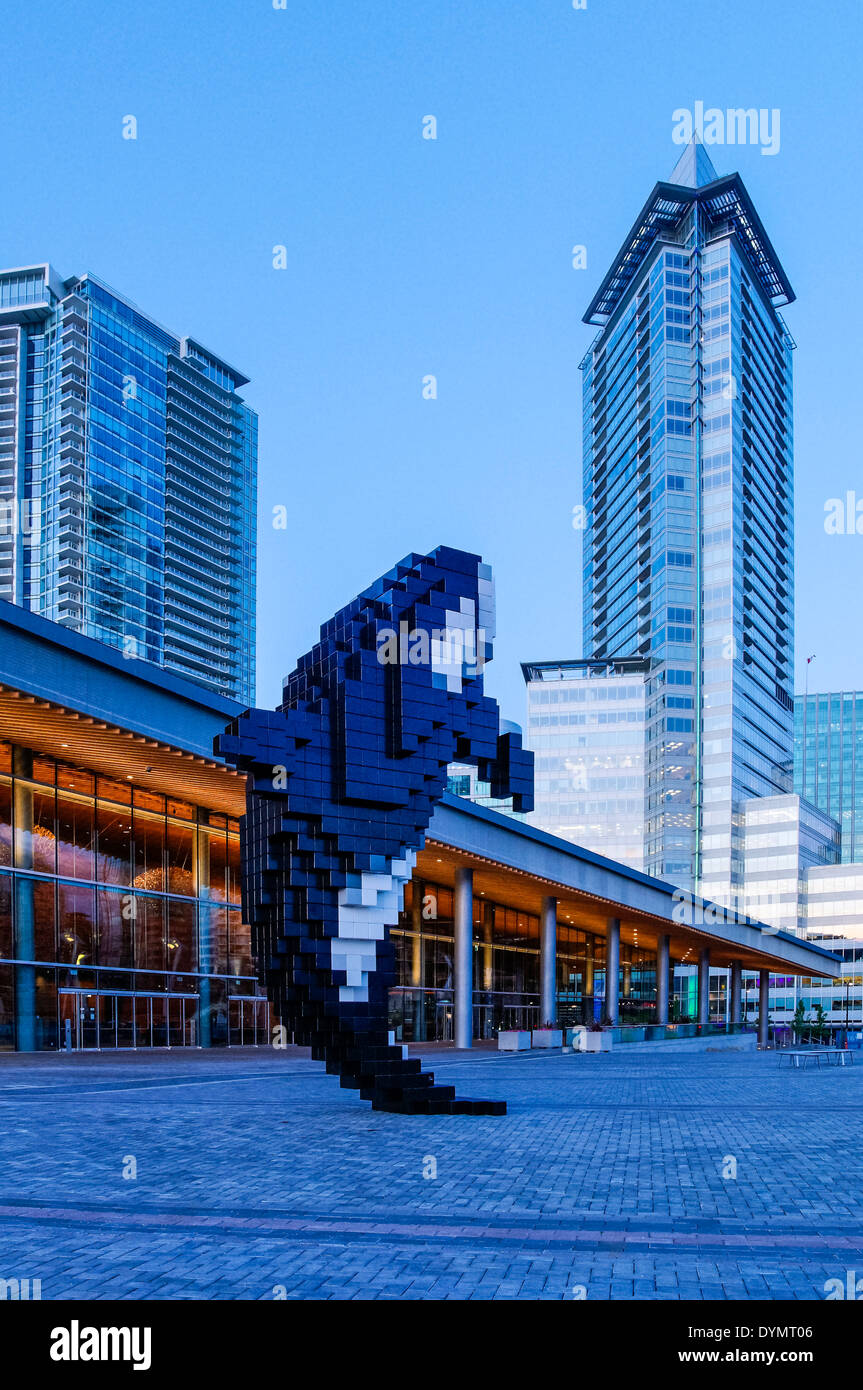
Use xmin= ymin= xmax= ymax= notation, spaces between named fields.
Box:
xmin=424 ymin=795 xmax=840 ymax=979
xmin=0 ymin=600 xmax=245 ymax=815
xmin=0 ymin=600 xmax=838 ymax=980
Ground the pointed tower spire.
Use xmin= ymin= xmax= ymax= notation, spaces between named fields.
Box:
xmin=668 ymin=131 xmax=719 ymax=188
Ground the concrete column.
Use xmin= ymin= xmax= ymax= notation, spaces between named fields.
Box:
xmin=758 ymin=968 xmax=770 ymax=1049
xmin=410 ymin=878 xmax=424 ymax=985
xmin=197 ymin=825 xmax=211 ymax=1048
xmin=730 ymin=960 xmax=743 ymax=1028
xmin=605 ymin=918 xmax=620 ymax=1024
xmin=583 ymin=937 xmax=594 ymax=997
xmin=482 ymin=900 xmax=494 ymax=993
xmin=540 ymin=896 xmax=557 ymax=1025
xmin=453 ymin=866 xmax=473 ymax=1050
xmin=698 ymin=946 xmax=711 ymax=1026
xmin=12 ymin=747 xmax=36 ymax=1052
xmin=656 ymin=934 xmax=670 ymax=1026
xmin=622 ymin=955 xmax=632 ymax=999
xmin=410 ymin=878 xmax=425 ymax=1041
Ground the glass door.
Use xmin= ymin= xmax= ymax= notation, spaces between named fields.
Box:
xmin=183 ymin=998 xmax=199 ymax=1047
xmin=98 ymin=995 xmax=118 ymax=1049
xmin=167 ymin=997 xmax=184 ymax=1048
xmin=59 ymin=992 xmax=76 ymax=1051
xmin=77 ymin=994 xmax=99 ymax=1049
xmin=135 ymin=996 xmax=153 ymax=1046
xmin=117 ymin=995 xmax=135 ymax=1048
xmin=151 ymin=996 xmax=169 ymax=1047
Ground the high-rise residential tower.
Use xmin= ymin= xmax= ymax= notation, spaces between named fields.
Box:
xmin=579 ymin=138 xmax=796 ymax=900
xmin=0 ymin=264 xmax=257 ymax=702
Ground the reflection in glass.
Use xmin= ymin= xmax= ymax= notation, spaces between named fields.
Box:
xmin=58 ymin=882 xmax=96 ymax=966
xmin=135 ymin=895 xmax=165 ymax=972
xmin=167 ymin=900 xmax=195 ymax=972
xmin=96 ymin=804 xmax=132 ymax=885
xmin=166 ymin=820 xmax=195 ymax=896
xmin=57 ymin=794 xmax=95 ymax=880
xmin=133 ymin=811 xmax=164 ymax=893
xmin=97 ymin=888 xmax=133 ymax=968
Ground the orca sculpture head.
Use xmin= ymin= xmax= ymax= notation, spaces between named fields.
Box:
xmin=216 ymin=546 xmax=533 ymax=1114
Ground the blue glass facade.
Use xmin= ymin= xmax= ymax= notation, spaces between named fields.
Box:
xmin=0 ymin=264 xmax=256 ymax=703
xmin=795 ymin=692 xmax=863 ymax=864
xmin=580 ymin=140 xmax=795 ymax=901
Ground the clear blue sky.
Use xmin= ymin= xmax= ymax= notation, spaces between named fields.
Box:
xmin=4 ymin=0 xmax=861 ymax=719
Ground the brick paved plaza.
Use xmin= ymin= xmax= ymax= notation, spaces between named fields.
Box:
xmin=0 ymin=1045 xmax=861 ymax=1300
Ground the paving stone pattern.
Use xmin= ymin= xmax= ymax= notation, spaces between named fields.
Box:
xmin=0 ymin=1046 xmax=860 ymax=1300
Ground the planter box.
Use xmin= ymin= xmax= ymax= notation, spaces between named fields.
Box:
xmin=498 ymin=1030 xmax=532 ymax=1052
xmin=532 ymin=1028 xmax=563 ymax=1048
xmin=568 ymin=1028 xmax=613 ymax=1053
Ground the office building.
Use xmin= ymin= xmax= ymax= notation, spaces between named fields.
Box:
xmin=523 ymin=659 xmax=648 ymax=869
xmin=0 ymin=263 xmax=256 ymax=702
xmin=742 ymin=863 xmax=863 ymax=1040
xmin=575 ymin=136 xmax=795 ymax=900
xmin=795 ymin=691 xmax=863 ymax=864
xmin=740 ymin=792 xmax=839 ymax=935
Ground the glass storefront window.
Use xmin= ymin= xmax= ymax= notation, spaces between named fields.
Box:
xmin=135 ymin=895 xmax=165 ymax=972
xmin=0 ymin=873 xmax=11 ymax=958
xmin=200 ymin=904 xmax=228 ymax=975
xmin=227 ymin=834 xmax=241 ymax=905
xmin=133 ymin=810 xmax=165 ymax=893
xmin=11 ymin=784 xmax=57 ymax=874
xmin=17 ymin=878 xmax=58 ymax=962
xmin=204 ymin=977 xmax=228 ymax=1046
xmin=58 ymin=882 xmax=95 ymax=966
xmin=97 ymin=887 xmax=133 ymax=968
xmin=0 ymin=782 xmax=10 ymax=866
xmin=31 ymin=788 xmax=57 ymax=873
xmin=0 ymin=962 xmax=13 ymax=1048
xmin=228 ymin=912 xmax=252 ymax=977
xmin=203 ymin=829 xmax=228 ymax=903
xmin=57 ymin=793 xmax=95 ymax=880
xmin=167 ymin=900 xmax=195 ymax=973
xmin=166 ymin=820 xmax=195 ymax=896
xmin=1 ymin=744 xmax=261 ymax=1050
xmin=34 ymin=969 xmax=59 ymax=1050
xmin=96 ymin=804 xmax=132 ymax=885
xmin=423 ymin=933 xmax=454 ymax=990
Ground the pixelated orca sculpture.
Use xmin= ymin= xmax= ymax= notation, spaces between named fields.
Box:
xmin=215 ymin=546 xmax=533 ymax=1114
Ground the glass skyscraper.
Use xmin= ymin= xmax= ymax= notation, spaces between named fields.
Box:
xmin=579 ymin=137 xmax=795 ymax=900
xmin=795 ymin=691 xmax=863 ymax=863
xmin=0 ymin=264 xmax=256 ymax=702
